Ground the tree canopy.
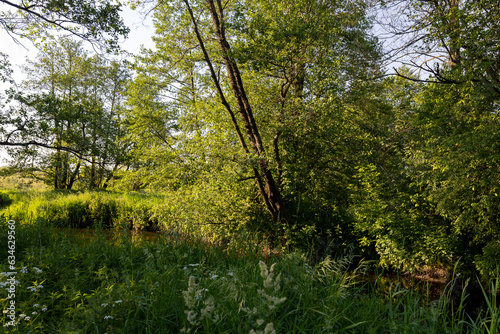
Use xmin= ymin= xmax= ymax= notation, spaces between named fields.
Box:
xmin=0 ymin=0 xmax=129 ymax=49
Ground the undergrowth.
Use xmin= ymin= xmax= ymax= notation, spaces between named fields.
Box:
xmin=0 ymin=216 xmax=498 ymax=333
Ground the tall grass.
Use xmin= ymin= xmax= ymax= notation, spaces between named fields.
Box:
xmin=0 ymin=190 xmax=164 ymax=231
xmin=0 ymin=216 xmax=499 ymax=333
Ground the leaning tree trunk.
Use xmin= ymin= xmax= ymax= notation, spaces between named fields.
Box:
xmin=183 ymin=0 xmax=288 ymax=225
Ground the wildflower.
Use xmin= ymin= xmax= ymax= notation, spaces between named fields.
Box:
xmin=114 ymin=300 xmax=123 ymax=304
xmin=257 ymin=290 xmax=287 ymax=310
xmin=19 ymin=314 xmax=26 ymax=318
xmin=32 ymin=311 xmax=38 ymax=315
xmin=200 ymin=297 xmax=218 ymax=321
xmin=2 ymin=310 xmax=8 ymax=314
xmin=27 ymin=286 xmax=37 ymax=292
xmin=183 ymin=276 xmax=200 ymax=308
xmin=24 ymin=316 xmax=31 ymax=321
xmin=264 ymin=323 xmax=276 ymax=334
xmin=188 ymin=263 xmax=199 ymax=267
xmin=258 ymin=261 xmax=268 ymax=278
xmin=20 ymin=267 xmax=28 ymax=274
xmin=41 ymin=307 xmax=48 ymax=312
xmin=101 ymin=303 xmax=109 ymax=307
xmin=37 ymin=285 xmax=44 ymax=289
xmin=104 ymin=315 xmax=114 ymax=320
xmin=256 ymin=319 xmax=264 ymax=327
xmin=0 ymin=272 xmax=15 ymax=277
xmin=185 ymin=310 xmax=199 ymax=326
xmin=33 ymin=304 xmax=39 ymax=308
xmin=33 ymin=267 xmax=43 ymax=274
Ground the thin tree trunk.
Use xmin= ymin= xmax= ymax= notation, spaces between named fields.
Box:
xmin=67 ymin=159 xmax=81 ymax=190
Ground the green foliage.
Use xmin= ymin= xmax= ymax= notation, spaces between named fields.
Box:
xmin=127 ymin=0 xmax=384 ymax=250
xmin=407 ymin=80 xmax=500 ymax=268
xmin=0 ymin=0 xmax=129 ymax=51
xmin=475 ymin=241 xmax=500 ymax=282
xmin=0 ymin=53 xmax=13 ymax=85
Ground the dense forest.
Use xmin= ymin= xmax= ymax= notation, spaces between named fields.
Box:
xmin=1 ymin=0 xmax=500 ymax=282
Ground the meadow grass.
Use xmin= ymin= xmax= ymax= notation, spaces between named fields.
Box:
xmin=0 ymin=190 xmax=164 ymax=231
xmin=0 ymin=215 xmax=499 ymax=333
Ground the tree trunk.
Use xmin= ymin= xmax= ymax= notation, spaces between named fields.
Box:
xmin=183 ymin=0 xmax=288 ymax=225
xmin=67 ymin=159 xmax=81 ymax=190
xmin=448 ymin=0 xmax=461 ymax=68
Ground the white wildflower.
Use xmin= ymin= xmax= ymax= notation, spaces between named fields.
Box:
xmin=264 ymin=322 xmax=276 ymax=334
xmin=104 ymin=315 xmax=114 ymax=320
xmin=258 ymin=261 xmax=268 ymax=278
xmin=185 ymin=310 xmax=199 ymax=326
xmin=20 ymin=267 xmax=28 ymax=274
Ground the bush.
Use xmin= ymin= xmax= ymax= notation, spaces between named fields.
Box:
xmin=475 ymin=240 xmax=500 ymax=281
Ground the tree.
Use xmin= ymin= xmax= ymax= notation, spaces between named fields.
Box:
xmin=128 ymin=0 xmax=382 ymax=245
xmin=379 ymin=0 xmax=500 ymax=95
xmin=1 ymin=37 xmax=130 ymax=189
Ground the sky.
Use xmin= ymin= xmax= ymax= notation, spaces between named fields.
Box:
xmin=0 ymin=5 xmax=157 ymax=165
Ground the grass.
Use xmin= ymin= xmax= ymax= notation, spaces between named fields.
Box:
xmin=0 ymin=190 xmax=164 ymax=231
xmin=0 ymin=215 xmax=499 ymax=333
xmin=0 ymin=172 xmax=48 ymax=191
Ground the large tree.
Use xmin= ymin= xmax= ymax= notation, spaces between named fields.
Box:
xmin=128 ymin=0 xmax=381 ymax=243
